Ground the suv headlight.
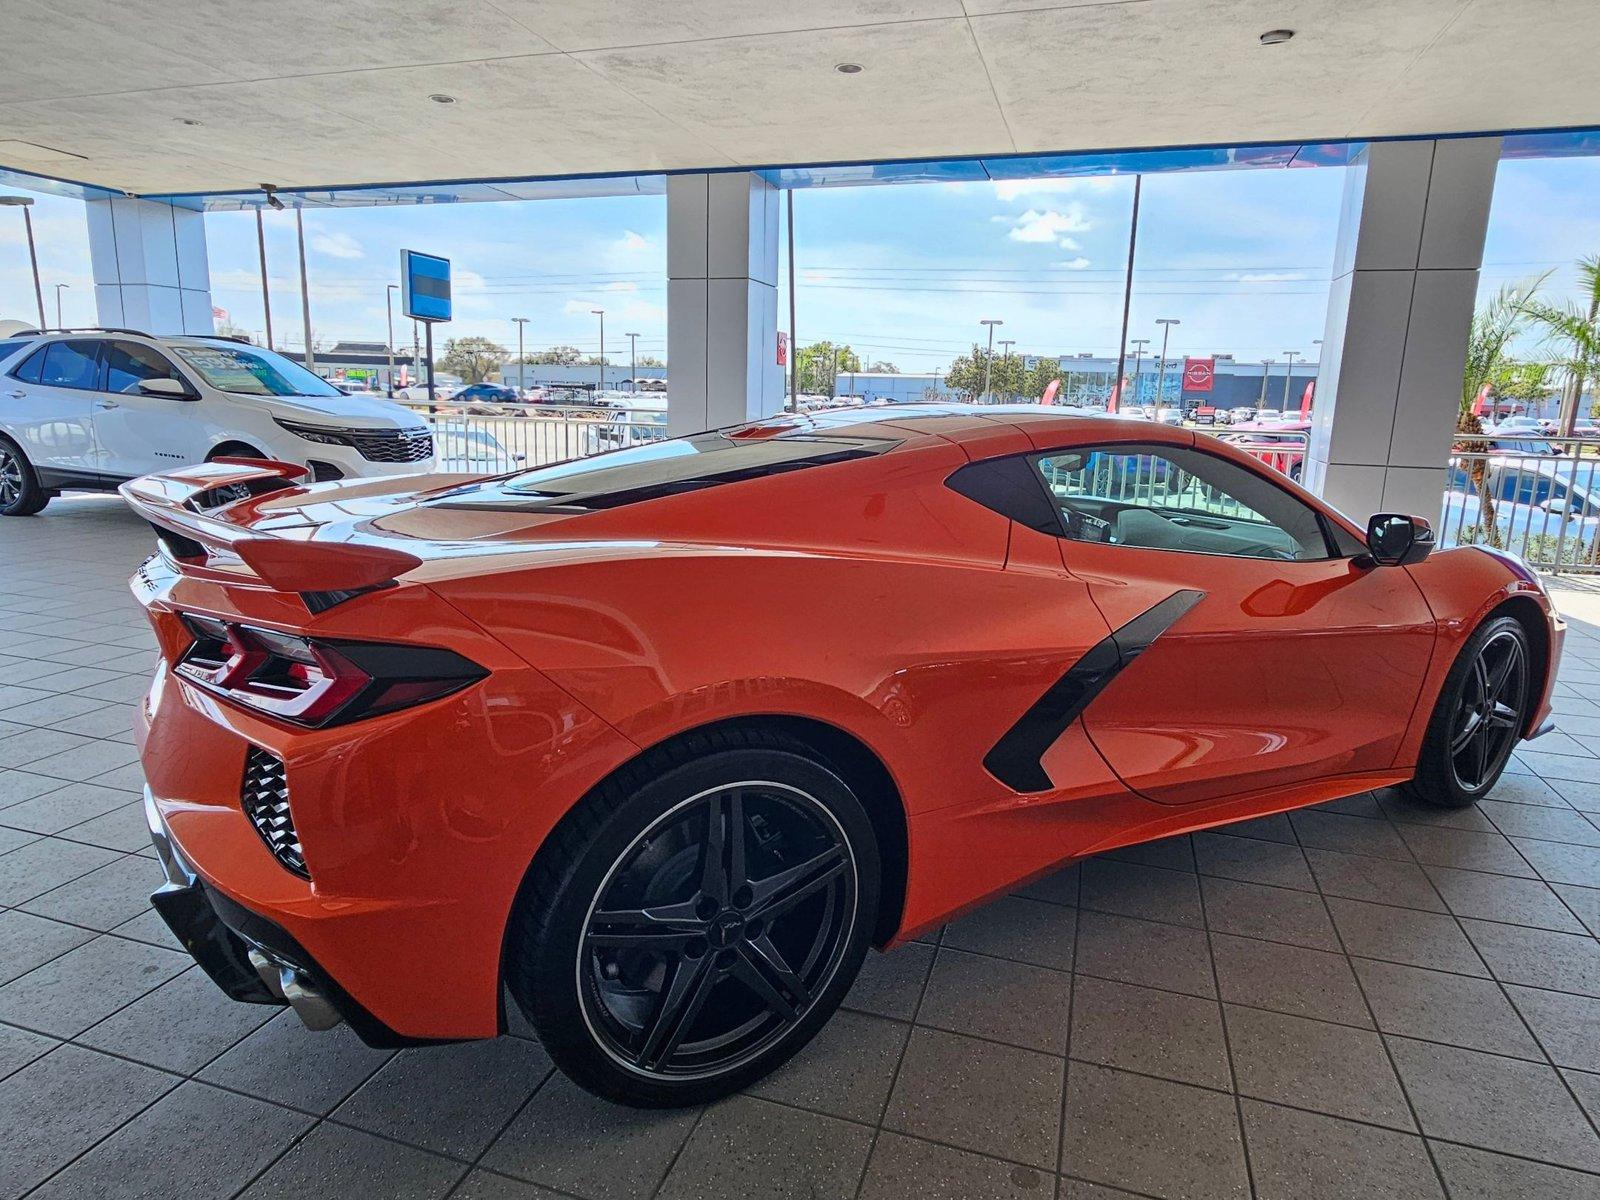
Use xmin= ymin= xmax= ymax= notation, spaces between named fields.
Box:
xmin=274 ymin=418 xmax=355 ymax=446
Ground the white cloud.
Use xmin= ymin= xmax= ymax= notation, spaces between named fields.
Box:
xmin=602 ymin=280 xmax=638 ymax=293
xmin=1056 ymin=257 xmax=1092 ymax=270
xmin=1229 ymin=271 xmax=1308 ymax=283
xmin=310 ymin=231 xmax=364 ymax=260
xmin=992 ymin=177 xmax=1119 ymax=203
xmin=615 ymin=230 xmax=650 ymax=252
xmin=1007 ymin=207 xmax=1092 ymax=247
xmin=563 ymin=298 xmax=600 ymax=316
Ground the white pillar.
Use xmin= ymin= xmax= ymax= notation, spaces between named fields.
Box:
xmin=85 ymin=197 xmax=214 ymax=335
xmin=1305 ymin=136 xmax=1502 ymax=523
xmin=666 ymin=172 xmax=783 ymax=437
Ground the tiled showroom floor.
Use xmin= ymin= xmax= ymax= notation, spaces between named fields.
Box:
xmin=5 ymin=497 xmax=1600 ymax=1199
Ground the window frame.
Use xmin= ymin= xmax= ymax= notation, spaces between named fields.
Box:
xmin=32 ymin=339 xmax=107 ymax=392
xmin=102 ymin=340 xmax=191 ymax=397
xmin=1025 ymin=440 xmax=1347 ymax=563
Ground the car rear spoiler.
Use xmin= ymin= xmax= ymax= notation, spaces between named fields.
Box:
xmin=119 ymin=459 xmax=422 ymax=594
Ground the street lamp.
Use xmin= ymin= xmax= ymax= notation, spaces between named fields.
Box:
xmin=625 ymin=332 xmax=640 ymax=394
xmin=512 ymin=317 xmax=530 ymax=395
xmin=591 ymin=309 xmax=605 ymax=394
xmin=53 ymin=283 xmax=68 ymax=329
xmin=1281 ymin=349 xmax=1301 ymax=410
xmin=1259 ymin=359 xmax=1276 ymax=408
xmin=385 ymin=284 xmax=398 ymax=393
xmin=1129 ymin=337 xmax=1150 ymax=402
xmin=979 ymin=319 xmax=1003 ymax=400
xmin=1154 ymin=318 xmax=1180 ymax=407
xmin=0 ymin=196 xmax=46 ymax=329
xmin=831 ymin=347 xmax=843 ymax=398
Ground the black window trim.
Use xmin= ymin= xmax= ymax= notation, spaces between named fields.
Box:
xmin=23 ymin=337 xmax=108 ymax=393
xmin=102 ymin=339 xmax=194 ymax=398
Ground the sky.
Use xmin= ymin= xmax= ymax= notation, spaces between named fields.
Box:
xmin=2 ymin=152 xmax=1597 ymax=376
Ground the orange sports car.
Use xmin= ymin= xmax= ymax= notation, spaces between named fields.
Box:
xmin=125 ymin=405 xmax=1562 ymax=1106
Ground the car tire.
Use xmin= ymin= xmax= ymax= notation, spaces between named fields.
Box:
xmin=0 ymin=437 xmax=49 ymax=516
xmin=505 ymin=728 xmax=880 ymax=1107
xmin=1403 ymin=613 xmax=1533 ymax=809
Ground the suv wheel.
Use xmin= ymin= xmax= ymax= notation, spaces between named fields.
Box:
xmin=0 ymin=438 xmax=49 ymax=516
xmin=506 ymin=730 xmax=880 ymax=1107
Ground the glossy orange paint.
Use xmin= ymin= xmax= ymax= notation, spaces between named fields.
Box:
xmin=124 ymin=406 xmax=1564 ymax=1041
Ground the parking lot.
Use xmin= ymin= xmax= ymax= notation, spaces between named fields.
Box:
xmin=5 ymin=496 xmax=1600 ymax=1199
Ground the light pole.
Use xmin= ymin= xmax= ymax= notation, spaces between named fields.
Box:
xmin=1259 ymin=359 xmax=1275 ymax=408
xmin=831 ymin=347 xmax=843 ymax=398
xmin=625 ymin=332 xmax=640 ymax=394
xmin=294 ymin=206 xmax=315 ymax=370
xmin=1281 ymin=350 xmax=1301 ymax=410
xmin=591 ymin=309 xmax=605 ymax=394
xmin=1129 ymin=337 xmax=1150 ymax=403
xmin=1154 ymin=318 xmax=1180 ymax=407
xmin=53 ymin=283 xmax=68 ymax=329
xmin=979 ymin=319 xmax=1003 ymax=400
xmin=385 ymin=284 xmax=398 ymax=393
xmin=512 ymin=317 xmax=530 ymax=395
xmin=0 ymin=196 xmax=46 ymax=330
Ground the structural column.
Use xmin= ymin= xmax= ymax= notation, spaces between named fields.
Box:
xmin=85 ymin=197 xmax=214 ymax=334
xmin=666 ymin=172 xmax=783 ymax=437
xmin=1304 ymin=136 xmax=1502 ymax=521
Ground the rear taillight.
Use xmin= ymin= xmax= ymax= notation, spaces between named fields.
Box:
xmin=174 ymin=616 xmax=486 ymax=728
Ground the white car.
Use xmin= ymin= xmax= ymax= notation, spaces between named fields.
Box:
xmin=0 ymin=330 xmax=435 ymax=516
xmin=1155 ymin=406 xmax=1184 ymax=425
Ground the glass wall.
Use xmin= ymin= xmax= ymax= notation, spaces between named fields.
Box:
xmin=0 ymin=186 xmax=95 ymax=331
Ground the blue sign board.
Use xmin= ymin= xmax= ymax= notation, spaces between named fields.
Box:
xmin=401 ymin=249 xmax=451 ymax=323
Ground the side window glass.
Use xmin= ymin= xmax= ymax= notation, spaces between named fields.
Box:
xmin=38 ymin=341 xmax=102 ymax=391
xmin=1030 ymin=443 xmax=1332 ymax=561
xmin=105 ymin=341 xmax=181 ymax=394
xmin=12 ymin=347 xmax=45 ymax=385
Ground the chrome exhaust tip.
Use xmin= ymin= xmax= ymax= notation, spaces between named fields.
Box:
xmin=247 ymin=948 xmax=344 ymax=1032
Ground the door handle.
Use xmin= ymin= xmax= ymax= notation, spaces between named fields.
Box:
xmin=95 ymin=399 xmax=119 ymax=410
xmin=3 ymin=389 xmax=22 ymax=399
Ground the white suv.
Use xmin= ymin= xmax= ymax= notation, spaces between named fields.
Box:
xmin=0 ymin=329 xmax=435 ymax=516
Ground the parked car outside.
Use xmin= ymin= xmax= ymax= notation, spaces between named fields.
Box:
xmin=0 ymin=330 xmax=434 ymax=515
xmin=1155 ymin=406 xmax=1184 ymax=425
xmin=1442 ymin=455 xmax=1600 ymax=553
xmin=1219 ymin=420 xmax=1311 ymax=482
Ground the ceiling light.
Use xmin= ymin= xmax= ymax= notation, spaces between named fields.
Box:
xmin=1259 ymin=29 xmax=1294 ymax=44
xmin=834 ymin=63 xmax=864 ymax=75
xmin=176 ymin=118 xmax=203 ymax=127
xmin=429 ymin=93 xmax=457 ymax=104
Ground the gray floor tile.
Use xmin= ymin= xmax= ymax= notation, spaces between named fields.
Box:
xmin=748 ymin=1007 xmax=906 ymax=1123
xmin=451 ymin=1170 xmax=567 ymax=1200
xmin=0 ymin=1020 xmax=57 ymax=1080
xmin=335 ymin=1036 xmax=553 ymax=1159
xmin=0 ymin=726 xmax=93 ymax=768
xmin=1225 ymin=1005 xmax=1414 ymax=1130
xmin=20 ymin=852 xmax=159 ymax=929
xmin=1555 ymin=883 xmax=1600 ymax=936
xmin=1193 ymin=831 xmax=1315 ymax=891
xmin=942 ymin=894 xmax=1077 ymax=971
xmin=843 ymin=943 xmax=932 ymax=1022
xmin=1074 ymin=909 xmax=1215 ymax=998
xmin=78 ymin=966 xmax=280 ymax=1073
xmin=1216 ymin=811 xmax=1298 ymax=845
xmin=1061 ymin=1062 xmax=1248 ymax=1200
xmin=110 ymin=905 xmax=183 ymax=950
xmin=1426 ymin=863 xmax=1588 ymax=932
xmin=1431 ymin=1142 xmax=1600 ymax=1200
xmin=1552 ymin=779 xmax=1600 ymax=813
xmin=1327 ymin=896 xmax=1489 ymax=975
xmin=1486 ymin=799 xmax=1600 ymax=846
xmin=1354 ymin=957 xmax=1543 ymax=1060
xmin=0 ymin=932 xmax=189 ymax=1036
xmin=1312 ymin=791 xmax=1388 ymax=819
xmin=1240 ymin=1099 xmax=1444 ymax=1200
xmin=237 ymin=1120 xmax=465 ymax=1199
xmin=1210 ymin=932 xmax=1374 ymax=1027
xmin=918 ymin=946 xmax=1072 ymax=1053
xmin=1099 ymin=833 xmax=1195 ymax=872
xmin=47 ymin=704 xmax=136 ymax=742
xmin=55 ymin=799 xmax=150 ymax=852
xmin=0 ymin=768 xmax=71 ymax=807
xmin=1069 ymin=974 xmax=1230 ymax=1090
xmin=1201 ymin=875 xmax=1340 ymax=949
xmin=0 ymin=781 xmax=137 ymax=836
xmin=0 ymin=907 xmax=95 ymax=985
xmin=26 ymin=738 xmax=140 ymax=782
xmin=0 ymin=691 xmax=107 ymax=729
xmin=1514 ymin=837 xmax=1600 ymax=887
xmin=1388 ymin=1036 xmax=1600 ymax=1171
xmin=1488 ymin=773 xmax=1574 ymax=808
xmin=198 ymin=1009 xmax=394 ymax=1115
xmin=1396 ymin=823 xmax=1537 ymax=876
xmin=1463 ymin=917 xmax=1600 ymax=995
xmin=858 ymin=1131 xmax=1055 ymax=1200
xmin=1508 ymin=984 xmax=1600 ymax=1072
xmin=0 ymin=823 xmax=39 ymax=854
xmin=1290 ymin=808 xmax=1412 ymax=860
xmin=28 ymin=1079 xmax=312 ymax=1200
xmin=884 ymin=1027 xmax=1063 ymax=1170
xmin=1080 ymin=857 xmax=1203 ymax=927
xmin=1377 ymin=787 xmax=1497 ymax=830
xmin=1305 ymin=846 xmax=1448 ymax=912
xmin=482 ymin=1073 xmax=699 ymax=1200
xmin=0 ymin=835 xmax=119 ymax=905
xmin=0 ymin=1044 xmax=176 ymax=1197
xmin=656 ymin=1095 xmax=872 ymax=1200
xmin=1016 ymin=862 xmax=1079 ymax=907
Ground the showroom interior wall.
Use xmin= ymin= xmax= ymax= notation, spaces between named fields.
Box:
xmin=86 ymin=197 xmax=214 ymax=336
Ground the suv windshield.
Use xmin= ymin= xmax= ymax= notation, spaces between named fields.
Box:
xmin=170 ymin=343 xmax=343 ymax=397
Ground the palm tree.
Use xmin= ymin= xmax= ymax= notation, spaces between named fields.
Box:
xmin=1526 ymin=255 xmax=1600 ymax=436
xmin=1459 ymin=280 xmax=1545 ymax=547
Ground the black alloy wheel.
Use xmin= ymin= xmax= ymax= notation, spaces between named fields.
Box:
xmin=578 ymin=781 xmax=856 ymax=1080
xmin=1449 ymin=626 xmax=1529 ymax=793
xmin=0 ymin=439 xmax=47 ymax=516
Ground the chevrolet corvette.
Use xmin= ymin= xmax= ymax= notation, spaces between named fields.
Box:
xmin=124 ymin=405 xmax=1562 ymax=1106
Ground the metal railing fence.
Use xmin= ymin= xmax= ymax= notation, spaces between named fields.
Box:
xmin=1442 ymin=437 xmax=1600 ymax=573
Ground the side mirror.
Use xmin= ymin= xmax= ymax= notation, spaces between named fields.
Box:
xmin=1364 ymin=513 xmax=1435 ymax=566
xmin=137 ymin=377 xmax=194 ymax=400
xmin=1541 ymin=497 xmax=1573 ymax=516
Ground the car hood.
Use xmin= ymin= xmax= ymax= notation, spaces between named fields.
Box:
xmin=238 ymin=391 xmax=426 ymax=430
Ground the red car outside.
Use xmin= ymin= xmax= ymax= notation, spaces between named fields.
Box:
xmin=126 ymin=405 xmax=1562 ymax=1105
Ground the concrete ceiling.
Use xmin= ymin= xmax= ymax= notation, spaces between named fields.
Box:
xmin=2 ymin=0 xmax=1597 ymax=197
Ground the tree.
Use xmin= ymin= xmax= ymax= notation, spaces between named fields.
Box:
xmin=866 ymin=360 xmax=899 ymax=374
xmin=796 ymin=341 xmax=860 ymax=395
xmin=214 ymin=318 xmax=252 ymax=342
xmin=522 ymin=345 xmax=584 ymax=366
xmin=1526 ymin=255 xmax=1600 ymax=433
xmin=1458 ymin=280 xmax=1545 ymax=548
xmin=943 ymin=345 xmax=1032 ymax=399
xmin=440 ymin=336 xmax=509 ymax=383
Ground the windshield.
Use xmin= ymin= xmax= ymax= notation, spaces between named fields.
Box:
xmin=171 ymin=343 xmax=343 ymax=397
